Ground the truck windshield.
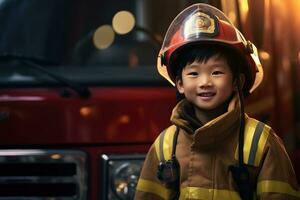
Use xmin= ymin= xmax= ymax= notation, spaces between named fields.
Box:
xmin=0 ymin=0 xmax=212 ymax=87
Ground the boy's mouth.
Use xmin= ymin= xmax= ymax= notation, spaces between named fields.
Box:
xmin=198 ymin=92 xmax=216 ymax=97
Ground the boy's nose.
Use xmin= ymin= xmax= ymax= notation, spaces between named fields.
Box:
xmin=198 ymin=75 xmax=212 ymax=88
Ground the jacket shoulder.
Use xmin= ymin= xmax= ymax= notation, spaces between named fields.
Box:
xmin=154 ymin=125 xmax=177 ymax=162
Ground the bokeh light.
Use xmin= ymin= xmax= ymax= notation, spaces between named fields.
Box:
xmin=93 ymin=25 xmax=115 ymax=49
xmin=112 ymin=11 xmax=135 ymax=35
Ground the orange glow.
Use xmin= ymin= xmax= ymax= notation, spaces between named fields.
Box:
xmin=119 ymin=115 xmax=130 ymax=124
xmin=295 ymin=0 xmax=300 ymax=7
xmin=80 ymin=106 xmax=94 ymax=117
xmin=259 ymin=51 xmax=270 ymax=60
xmin=294 ymin=0 xmax=300 ymax=22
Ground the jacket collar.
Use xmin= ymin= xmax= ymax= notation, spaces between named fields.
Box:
xmin=171 ymin=94 xmax=241 ymax=148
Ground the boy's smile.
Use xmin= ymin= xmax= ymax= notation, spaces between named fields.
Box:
xmin=176 ymin=55 xmax=234 ymax=111
xmin=198 ymin=91 xmax=216 ymax=101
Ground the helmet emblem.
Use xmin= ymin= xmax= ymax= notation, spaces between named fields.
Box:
xmin=183 ymin=11 xmax=218 ymax=38
xmin=196 ymin=16 xmax=211 ymax=30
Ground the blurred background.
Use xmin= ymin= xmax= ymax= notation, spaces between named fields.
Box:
xmin=0 ymin=0 xmax=300 ymax=199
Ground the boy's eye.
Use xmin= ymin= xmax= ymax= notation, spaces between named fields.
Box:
xmin=187 ymin=72 xmax=198 ymax=76
xmin=212 ymin=71 xmax=224 ymax=75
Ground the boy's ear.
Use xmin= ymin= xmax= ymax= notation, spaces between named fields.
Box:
xmin=176 ymin=76 xmax=185 ymax=94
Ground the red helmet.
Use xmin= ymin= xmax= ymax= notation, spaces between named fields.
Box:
xmin=157 ymin=3 xmax=263 ymax=94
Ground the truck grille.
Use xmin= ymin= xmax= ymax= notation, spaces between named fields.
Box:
xmin=0 ymin=149 xmax=87 ymax=200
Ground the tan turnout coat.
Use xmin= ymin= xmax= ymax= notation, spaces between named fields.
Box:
xmin=135 ymin=97 xmax=300 ymax=200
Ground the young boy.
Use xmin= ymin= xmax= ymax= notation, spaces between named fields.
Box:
xmin=134 ymin=3 xmax=300 ymax=200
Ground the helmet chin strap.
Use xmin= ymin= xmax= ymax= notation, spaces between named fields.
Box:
xmin=229 ymin=75 xmax=254 ymax=200
xmin=236 ymin=76 xmax=245 ymax=166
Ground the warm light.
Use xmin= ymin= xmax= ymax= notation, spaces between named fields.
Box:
xmin=112 ymin=11 xmax=135 ymax=35
xmin=298 ymin=51 xmax=300 ymax=61
xmin=228 ymin=11 xmax=237 ymax=24
xmin=220 ymin=0 xmax=238 ymax=26
xmin=259 ymin=51 xmax=270 ymax=60
xmin=80 ymin=106 xmax=93 ymax=117
xmin=293 ymin=0 xmax=300 ymax=25
xmin=51 ymin=154 xmax=62 ymax=160
xmin=93 ymin=25 xmax=115 ymax=49
xmin=116 ymin=182 xmax=128 ymax=193
xmin=238 ymin=0 xmax=249 ymax=23
xmin=119 ymin=115 xmax=130 ymax=124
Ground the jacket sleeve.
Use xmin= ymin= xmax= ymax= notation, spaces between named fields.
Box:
xmin=256 ymin=129 xmax=300 ymax=199
xmin=134 ymin=139 xmax=176 ymax=200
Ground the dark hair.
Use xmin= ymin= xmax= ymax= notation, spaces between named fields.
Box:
xmin=172 ymin=44 xmax=240 ymax=80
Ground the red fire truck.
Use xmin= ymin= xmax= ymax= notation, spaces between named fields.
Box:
xmin=0 ymin=0 xmax=299 ymax=199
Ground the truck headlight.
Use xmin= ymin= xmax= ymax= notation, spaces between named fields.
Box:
xmin=101 ymin=154 xmax=145 ymax=200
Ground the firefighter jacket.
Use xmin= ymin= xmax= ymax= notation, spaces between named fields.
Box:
xmin=135 ymin=96 xmax=300 ymax=200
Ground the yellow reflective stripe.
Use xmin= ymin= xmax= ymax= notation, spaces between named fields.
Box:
xmin=257 ymin=180 xmax=300 ymax=197
xmin=235 ymin=118 xmax=270 ymax=166
xmin=254 ymin=125 xmax=270 ymax=166
xmin=154 ymin=134 xmax=161 ymax=160
xmin=163 ymin=125 xmax=176 ymax=161
xmin=235 ymin=119 xmax=257 ymax=163
xmin=180 ymin=187 xmax=241 ymax=200
xmin=243 ymin=119 xmax=258 ymax=164
xmin=136 ymin=178 xmax=172 ymax=199
xmin=154 ymin=125 xmax=176 ymax=162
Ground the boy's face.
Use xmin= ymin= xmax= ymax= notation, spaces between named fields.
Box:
xmin=176 ymin=55 xmax=234 ymax=110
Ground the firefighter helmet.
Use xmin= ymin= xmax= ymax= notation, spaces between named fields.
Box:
xmin=157 ymin=3 xmax=263 ymax=94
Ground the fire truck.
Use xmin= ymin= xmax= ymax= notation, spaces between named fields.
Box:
xmin=0 ymin=0 xmax=299 ymax=199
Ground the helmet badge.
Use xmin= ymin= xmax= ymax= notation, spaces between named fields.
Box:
xmin=183 ymin=11 xmax=218 ymax=38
